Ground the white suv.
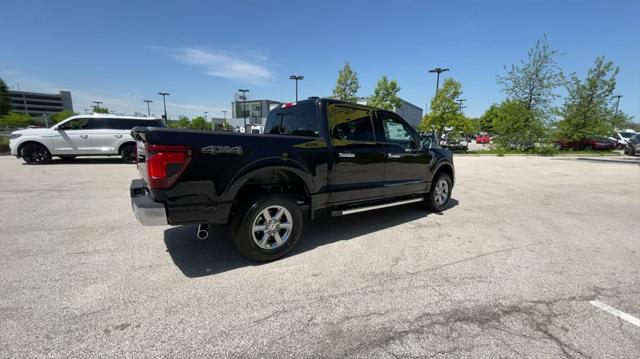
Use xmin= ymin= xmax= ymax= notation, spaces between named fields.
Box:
xmin=9 ymin=114 xmax=166 ymax=164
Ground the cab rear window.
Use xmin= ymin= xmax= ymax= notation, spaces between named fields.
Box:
xmin=265 ymin=104 xmax=319 ymax=137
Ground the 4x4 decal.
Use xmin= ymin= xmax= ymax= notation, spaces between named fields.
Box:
xmin=201 ymin=145 xmax=243 ymax=156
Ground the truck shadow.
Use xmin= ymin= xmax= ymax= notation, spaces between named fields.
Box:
xmin=163 ymin=199 xmax=458 ymax=278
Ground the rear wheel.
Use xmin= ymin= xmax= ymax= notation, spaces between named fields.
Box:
xmin=120 ymin=143 xmax=136 ymax=163
xmin=21 ymin=143 xmax=51 ymax=165
xmin=231 ymin=194 xmax=303 ymax=262
xmin=424 ymin=173 xmax=452 ymax=212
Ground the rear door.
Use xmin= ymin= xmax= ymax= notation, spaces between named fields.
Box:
xmin=85 ymin=118 xmax=121 ymax=154
xmin=327 ymin=104 xmax=387 ymax=203
xmin=374 ymin=111 xmax=431 ymax=197
xmin=51 ymin=118 xmax=93 ymax=154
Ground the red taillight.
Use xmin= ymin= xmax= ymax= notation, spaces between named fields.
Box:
xmin=146 ymin=145 xmax=191 ymax=189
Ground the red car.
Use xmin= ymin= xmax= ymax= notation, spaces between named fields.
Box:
xmin=555 ymin=137 xmax=617 ymax=150
xmin=476 ymin=132 xmax=491 ymax=144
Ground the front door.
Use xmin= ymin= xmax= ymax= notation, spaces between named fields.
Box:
xmin=51 ymin=118 xmax=93 ymax=154
xmin=375 ymin=111 xmax=431 ymax=197
xmin=328 ymin=104 xmax=387 ymax=204
xmin=84 ymin=117 xmax=121 ymax=154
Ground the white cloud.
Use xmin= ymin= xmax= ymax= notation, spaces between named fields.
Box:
xmin=172 ymin=48 xmax=273 ymax=82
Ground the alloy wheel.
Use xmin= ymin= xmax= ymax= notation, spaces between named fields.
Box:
xmin=251 ymin=205 xmax=293 ymax=250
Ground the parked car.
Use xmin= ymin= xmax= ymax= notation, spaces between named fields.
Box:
xmin=624 ymin=133 xmax=640 ymax=155
xmin=555 ymin=137 xmax=617 ymax=151
xmin=130 ymin=98 xmax=455 ymax=261
xmin=611 ymin=130 xmax=636 ymax=149
xmin=476 ymin=132 xmax=491 ymax=144
xmin=9 ymin=114 xmax=166 ymax=164
xmin=441 ymin=132 xmax=468 ymax=151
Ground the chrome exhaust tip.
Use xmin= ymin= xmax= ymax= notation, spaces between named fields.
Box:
xmin=197 ymin=224 xmax=209 ymax=240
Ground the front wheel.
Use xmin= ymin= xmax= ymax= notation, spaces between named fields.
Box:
xmin=231 ymin=194 xmax=303 ymax=262
xmin=21 ymin=143 xmax=51 ymax=164
xmin=424 ymin=173 xmax=453 ymax=212
xmin=120 ymin=143 xmax=136 ymax=163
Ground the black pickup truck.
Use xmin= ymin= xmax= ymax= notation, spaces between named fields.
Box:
xmin=130 ymin=98 xmax=454 ymax=261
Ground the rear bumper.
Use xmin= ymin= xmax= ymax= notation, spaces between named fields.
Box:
xmin=130 ymin=179 xmax=167 ymax=226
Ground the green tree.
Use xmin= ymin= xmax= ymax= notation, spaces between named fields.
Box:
xmin=367 ymin=75 xmax=402 ymax=110
xmin=175 ymin=116 xmax=191 ymax=128
xmin=491 ymin=100 xmax=546 ymax=149
xmin=496 ymin=36 xmax=563 ymax=146
xmin=0 ymin=112 xmax=32 ymax=128
xmin=612 ymin=112 xmax=638 ymax=131
xmin=556 ymin=57 xmax=619 ymax=141
xmin=418 ymin=78 xmax=464 ymax=137
xmin=0 ymin=78 xmax=11 ymax=117
xmin=190 ymin=116 xmax=212 ymax=130
xmin=332 ymin=62 xmax=360 ymax=102
xmin=479 ymin=104 xmax=500 ymax=133
xmin=50 ymin=110 xmax=77 ymax=124
xmin=93 ymin=107 xmax=109 ymax=114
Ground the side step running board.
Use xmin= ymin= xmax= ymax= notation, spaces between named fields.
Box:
xmin=331 ymin=197 xmax=424 ymax=216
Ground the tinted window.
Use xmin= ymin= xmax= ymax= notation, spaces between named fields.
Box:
xmin=378 ymin=112 xmax=418 ymax=149
xmin=116 ymin=119 xmax=166 ymax=129
xmin=59 ymin=118 xmax=89 ymax=130
xmin=264 ymin=104 xmax=318 ymax=137
xmin=328 ymin=105 xmax=375 ymax=144
xmin=87 ymin=118 xmax=111 ymax=129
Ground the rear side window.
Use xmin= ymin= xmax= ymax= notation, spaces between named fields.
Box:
xmin=264 ymin=104 xmax=319 ymax=137
xmin=116 ymin=119 xmax=166 ymax=129
xmin=328 ymin=105 xmax=375 ymax=144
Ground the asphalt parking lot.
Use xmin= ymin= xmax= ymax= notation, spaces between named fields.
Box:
xmin=0 ymin=154 xmax=638 ymax=358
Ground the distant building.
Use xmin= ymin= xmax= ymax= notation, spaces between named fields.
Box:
xmin=8 ymin=90 xmax=73 ymax=117
xmin=356 ymin=97 xmax=423 ymax=128
xmin=230 ymin=96 xmax=281 ymax=128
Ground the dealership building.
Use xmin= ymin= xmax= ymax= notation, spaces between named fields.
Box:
xmin=8 ymin=90 xmax=74 ymax=117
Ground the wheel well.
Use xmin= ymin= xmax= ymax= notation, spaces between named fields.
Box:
xmin=434 ymin=164 xmax=454 ymax=186
xmin=233 ymin=169 xmax=310 ymax=211
xmin=17 ymin=141 xmax=49 ymax=155
xmin=118 ymin=141 xmax=135 ymax=153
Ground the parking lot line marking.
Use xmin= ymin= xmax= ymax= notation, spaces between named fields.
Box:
xmin=590 ymin=300 xmax=640 ymax=327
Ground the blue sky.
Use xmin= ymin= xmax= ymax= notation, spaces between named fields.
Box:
xmin=2 ymin=0 xmax=638 ymax=121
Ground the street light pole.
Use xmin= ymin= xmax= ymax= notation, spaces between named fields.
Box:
xmin=222 ymin=110 xmax=227 ymax=121
xmin=158 ymin=92 xmax=169 ymax=124
xmin=238 ymin=89 xmax=249 ymax=130
xmin=289 ymin=75 xmax=304 ymax=101
xmin=204 ymin=111 xmax=208 ymax=130
xmin=428 ymin=67 xmax=450 ymax=98
xmin=143 ymin=100 xmax=152 ymax=116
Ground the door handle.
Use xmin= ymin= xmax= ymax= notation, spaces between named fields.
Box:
xmin=338 ymin=152 xmax=355 ymax=158
xmin=80 ymin=134 xmax=89 ymax=139
xmin=114 ymin=134 xmax=123 ymax=138
xmin=387 ymin=153 xmax=402 ymax=158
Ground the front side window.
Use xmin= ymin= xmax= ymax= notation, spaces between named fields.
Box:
xmin=59 ymin=118 xmax=89 ymax=130
xmin=328 ymin=105 xmax=375 ymax=144
xmin=378 ymin=112 xmax=418 ymax=149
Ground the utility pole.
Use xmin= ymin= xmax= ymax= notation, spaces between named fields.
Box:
xmin=289 ymin=75 xmax=304 ymax=101
xmin=158 ymin=92 xmax=170 ymax=124
xmin=143 ymin=100 xmax=152 ymax=116
xmin=457 ymin=99 xmax=467 ymax=115
xmin=92 ymin=101 xmax=103 ymax=111
xmin=612 ymin=95 xmax=622 ymax=121
xmin=238 ymin=89 xmax=249 ymax=130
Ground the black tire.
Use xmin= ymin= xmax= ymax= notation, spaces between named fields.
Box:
xmin=231 ymin=194 xmax=303 ymax=262
xmin=120 ymin=143 xmax=136 ymax=163
xmin=424 ymin=172 xmax=453 ymax=212
xmin=58 ymin=155 xmax=76 ymax=160
xmin=20 ymin=143 xmax=51 ymax=165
